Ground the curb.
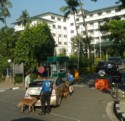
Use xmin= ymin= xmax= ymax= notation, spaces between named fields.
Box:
xmin=114 ymin=101 xmax=125 ymax=121
xmin=10 ymin=87 xmax=20 ymax=90
xmin=0 ymin=87 xmax=20 ymax=92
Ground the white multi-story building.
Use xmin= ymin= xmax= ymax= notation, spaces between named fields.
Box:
xmin=13 ymin=5 xmax=125 ymax=56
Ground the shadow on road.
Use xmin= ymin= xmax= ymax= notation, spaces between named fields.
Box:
xmin=11 ymin=117 xmax=44 ymax=121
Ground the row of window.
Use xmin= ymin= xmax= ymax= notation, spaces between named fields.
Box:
xmin=75 ymin=8 xmax=121 ymax=21
xmin=51 ymin=16 xmax=66 ymax=22
xmin=52 ymin=25 xmax=67 ymax=30
xmin=58 ymin=42 xmax=67 ymax=45
xmin=53 ymin=33 xmax=67 ymax=38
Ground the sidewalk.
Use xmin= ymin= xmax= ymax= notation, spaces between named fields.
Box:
xmin=114 ymin=91 xmax=125 ymax=121
xmin=0 ymin=80 xmax=25 ymax=91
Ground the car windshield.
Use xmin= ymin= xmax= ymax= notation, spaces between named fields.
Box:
xmin=29 ymin=80 xmax=43 ymax=87
xmin=98 ymin=61 xmax=105 ymax=66
xmin=29 ymin=78 xmax=54 ymax=87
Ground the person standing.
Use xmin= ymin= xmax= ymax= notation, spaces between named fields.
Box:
xmin=107 ymin=63 xmax=113 ymax=74
xmin=67 ymin=71 xmax=74 ymax=94
xmin=39 ymin=76 xmax=53 ymax=115
xmin=25 ymin=71 xmax=31 ymax=90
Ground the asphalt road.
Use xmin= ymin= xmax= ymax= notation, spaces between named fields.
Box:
xmin=0 ymin=80 xmax=118 ymax=121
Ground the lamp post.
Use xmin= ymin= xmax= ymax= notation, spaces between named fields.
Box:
xmin=5 ymin=59 xmax=11 ymax=81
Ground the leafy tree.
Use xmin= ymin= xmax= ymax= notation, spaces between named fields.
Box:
xmin=14 ymin=22 xmax=56 ymax=69
xmin=100 ymin=19 xmax=125 ymax=56
xmin=71 ymin=34 xmax=92 ymax=60
xmin=0 ymin=0 xmax=12 ymax=27
xmin=16 ymin=10 xmax=30 ymax=27
xmin=58 ymin=48 xmax=67 ymax=56
xmin=0 ymin=27 xmax=16 ymax=67
xmin=60 ymin=0 xmax=79 ymax=35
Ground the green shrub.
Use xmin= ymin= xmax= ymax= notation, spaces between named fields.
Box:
xmin=30 ymin=73 xmax=38 ymax=82
xmin=15 ymin=74 xmax=23 ymax=83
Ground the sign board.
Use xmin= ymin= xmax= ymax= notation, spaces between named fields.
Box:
xmin=51 ymin=64 xmax=57 ymax=71
xmin=38 ymin=66 xmax=45 ymax=73
xmin=14 ymin=63 xmax=24 ymax=74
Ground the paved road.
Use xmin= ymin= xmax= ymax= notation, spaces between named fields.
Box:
xmin=0 ymin=81 xmax=118 ymax=121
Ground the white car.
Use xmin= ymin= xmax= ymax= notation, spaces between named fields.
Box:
xmin=26 ymin=77 xmax=65 ymax=107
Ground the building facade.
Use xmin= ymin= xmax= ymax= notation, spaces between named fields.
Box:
xmin=13 ymin=5 xmax=125 ymax=56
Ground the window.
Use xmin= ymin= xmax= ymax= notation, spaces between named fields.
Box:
xmin=64 ymin=35 xmax=67 ymax=38
xmin=64 ymin=27 xmax=67 ymax=30
xmin=53 ymin=33 xmax=56 ymax=36
xmin=76 ymin=26 xmax=79 ymax=29
xmin=53 ymin=25 xmax=56 ymax=28
xmin=115 ymin=9 xmax=120 ymax=12
xmin=106 ymin=10 xmax=111 ymax=14
xmin=98 ymin=12 xmax=102 ymax=16
xmin=81 ymin=31 xmax=86 ymax=35
xmin=57 ymin=18 xmax=61 ymax=21
xmin=89 ymin=22 xmax=93 ymax=25
xmin=58 ymin=25 xmax=61 ymax=29
xmin=89 ymin=14 xmax=93 ymax=17
xmin=76 ymin=18 xmax=79 ymax=21
xmin=71 ymin=30 xmax=74 ymax=33
xmin=64 ymin=42 xmax=67 ymax=45
xmin=59 ymin=34 xmax=61 ymax=37
xmin=58 ymin=42 xmax=62 ymax=44
xmin=63 ymin=19 xmax=66 ymax=22
xmin=70 ymin=23 xmax=74 ymax=26
xmin=51 ymin=16 xmax=55 ymax=20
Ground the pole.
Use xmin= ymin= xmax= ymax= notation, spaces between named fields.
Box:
xmin=99 ymin=31 xmax=102 ymax=60
xmin=77 ymin=38 xmax=80 ymax=69
xmin=12 ymin=63 xmax=15 ymax=85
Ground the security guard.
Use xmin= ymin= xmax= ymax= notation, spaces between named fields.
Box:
xmin=39 ymin=76 xmax=52 ymax=115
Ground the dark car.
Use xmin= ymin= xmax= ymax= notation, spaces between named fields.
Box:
xmin=96 ymin=61 xmax=106 ymax=72
xmin=105 ymin=62 xmax=118 ymax=74
xmin=108 ymin=57 xmax=124 ymax=68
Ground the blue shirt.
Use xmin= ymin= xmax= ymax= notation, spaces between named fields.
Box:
xmin=42 ymin=80 xmax=52 ymax=92
xmin=67 ymin=74 xmax=73 ymax=82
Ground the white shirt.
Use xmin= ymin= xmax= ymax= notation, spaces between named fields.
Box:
xmin=107 ymin=63 xmax=112 ymax=69
xmin=25 ymin=75 xmax=31 ymax=88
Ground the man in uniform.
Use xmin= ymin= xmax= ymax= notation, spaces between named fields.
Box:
xmin=67 ymin=71 xmax=74 ymax=94
xmin=39 ymin=76 xmax=53 ymax=115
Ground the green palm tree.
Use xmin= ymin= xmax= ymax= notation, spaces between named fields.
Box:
xmin=60 ymin=0 xmax=79 ymax=35
xmin=17 ymin=10 xmax=30 ymax=27
xmin=0 ymin=0 xmax=12 ymax=27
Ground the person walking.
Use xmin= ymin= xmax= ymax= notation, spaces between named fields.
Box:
xmin=39 ymin=76 xmax=53 ymax=115
xmin=24 ymin=71 xmax=31 ymax=90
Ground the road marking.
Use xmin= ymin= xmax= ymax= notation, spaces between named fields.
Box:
xmin=0 ymin=90 xmax=5 ymax=92
xmin=73 ymin=84 xmax=85 ymax=87
xmin=51 ymin=113 xmax=81 ymax=121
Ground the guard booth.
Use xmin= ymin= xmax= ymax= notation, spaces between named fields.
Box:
xmin=47 ymin=56 xmax=69 ymax=78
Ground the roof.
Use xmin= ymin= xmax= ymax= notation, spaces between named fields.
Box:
xmin=88 ymin=5 xmax=121 ymax=14
xmin=47 ymin=56 xmax=69 ymax=63
xmin=92 ymin=41 xmax=113 ymax=48
xmin=33 ymin=12 xmax=64 ymax=18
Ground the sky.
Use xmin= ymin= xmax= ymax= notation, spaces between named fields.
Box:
xmin=0 ymin=0 xmax=118 ymax=28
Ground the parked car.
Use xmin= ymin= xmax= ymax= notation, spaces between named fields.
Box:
xmin=105 ymin=62 xmax=118 ymax=74
xmin=26 ymin=77 xmax=65 ymax=107
xmin=108 ymin=57 xmax=124 ymax=68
